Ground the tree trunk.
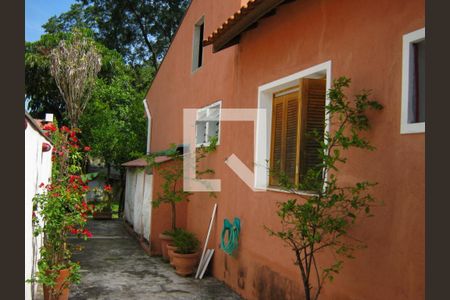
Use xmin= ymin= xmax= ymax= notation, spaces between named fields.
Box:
xmin=118 ymin=169 xmax=126 ymax=218
xmin=106 ymin=163 xmax=111 ymax=182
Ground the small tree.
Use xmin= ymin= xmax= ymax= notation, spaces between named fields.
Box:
xmin=147 ymin=136 xmax=218 ymax=231
xmin=50 ymin=29 xmax=102 ymax=128
xmin=266 ymin=77 xmax=383 ymax=300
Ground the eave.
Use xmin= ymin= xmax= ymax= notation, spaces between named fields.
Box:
xmin=203 ymin=0 xmax=293 ymax=53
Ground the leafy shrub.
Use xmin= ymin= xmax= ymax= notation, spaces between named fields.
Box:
xmin=172 ymin=230 xmax=200 ymax=254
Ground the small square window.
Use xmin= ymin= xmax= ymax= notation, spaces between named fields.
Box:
xmin=401 ymin=28 xmax=425 ymax=134
xmin=196 ymin=101 xmax=221 ymax=147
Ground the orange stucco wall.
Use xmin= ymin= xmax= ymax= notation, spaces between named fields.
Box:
xmin=146 ymin=0 xmax=424 ymax=299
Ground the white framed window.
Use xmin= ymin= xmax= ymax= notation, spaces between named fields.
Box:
xmin=192 ymin=16 xmax=205 ymax=72
xmin=196 ymin=100 xmax=221 ymax=147
xmin=401 ymin=28 xmax=425 ymax=134
xmin=254 ymin=61 xmax=332 ymax=191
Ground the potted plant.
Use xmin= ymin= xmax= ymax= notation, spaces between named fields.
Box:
xmin=29 ymin=125 xmax=94 ymax=300
xmin=171 ymin=230 xmax=200 ymax=276
xmin=159 ymin=229 xmax=179 ymax=261
xmin=166 ymin=228 xmax=184 ymax=266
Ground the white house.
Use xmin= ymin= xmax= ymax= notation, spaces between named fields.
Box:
xmin=25 ymin=113 xmax=53 ymax=300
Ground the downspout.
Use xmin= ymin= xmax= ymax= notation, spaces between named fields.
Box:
xmin=143 ymin=99 xmax=151 ymax=154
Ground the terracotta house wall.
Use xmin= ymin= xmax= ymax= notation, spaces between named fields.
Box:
xmin=146 ymin=0 xmax=424 ymax=299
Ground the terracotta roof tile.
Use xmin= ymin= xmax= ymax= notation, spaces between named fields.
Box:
xmin=203 ymin=0 xmax=260 ymax=46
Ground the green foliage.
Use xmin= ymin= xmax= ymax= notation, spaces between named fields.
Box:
xmin=172 ymin=229 xmax=200 ymax=254
xmin=42 ymin=0 xmax=190 ymax=68
xmin=25 ymin=32 xmax=72 ymax=121
xmin=79 ymin=72 xmax=147 ymax=170
xmin=267 ymin=77 xmax=383 ymax=300
xmin=29 ymin=125 xmax=94 ymax=295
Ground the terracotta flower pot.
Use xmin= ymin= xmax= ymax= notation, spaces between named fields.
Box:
xmin=172 ymin=252 xmax=199 ymax=276
xmin=166 ymin=244 xmax=178 ymax=267
xmin=159 ymin=233 xmax=173 ymax=260
xmin=43 ymin=268 xmax=70 ymax=300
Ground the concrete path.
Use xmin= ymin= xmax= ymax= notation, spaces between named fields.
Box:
xmin=68 ymin=220 xmax=241 ymax=300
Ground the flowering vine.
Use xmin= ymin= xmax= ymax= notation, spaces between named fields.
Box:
xmin=29 ymin=123 xmax=96 ymax=297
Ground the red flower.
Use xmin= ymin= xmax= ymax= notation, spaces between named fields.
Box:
xmin=82 ymin=185 xmax=89 ymax=192
xmin=43 ymin=123 xmax=57 ymax=132
xmin=104 ymin=184 xmax=112 ymax=192
xmin=61 ymin=126 xmax=70 ymax=133
xmin=82 ymin=229 xmax=93 ymax=238
xmin=84 ymin=146 xmax=91 ymax=152
xmin=39 ymin=182 xmax=45 ymax=188
xmin=82 ymin=202 xmax=88 ymax=210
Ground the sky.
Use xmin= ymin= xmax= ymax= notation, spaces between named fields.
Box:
xmin=25 ymin=0 xmax=76 ymax=42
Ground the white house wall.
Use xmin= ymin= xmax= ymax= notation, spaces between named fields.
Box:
xmin=142 ymin=173 xmax=153 ymax=241
xmin=25 ymin=123 xmax=52 ymax=300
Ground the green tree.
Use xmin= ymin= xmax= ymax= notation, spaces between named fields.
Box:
xmin=79 ymin=73 xmax=147 ymax=178
xmin=25 ymin=29 xmax=152 ymax=123
xmin=266 ymin=77 xmax=383 ymax=300
xmin=25 ymin=32 xmax=71 ymax=121
xmin=43 ymin=0 xmax=190 ymax=68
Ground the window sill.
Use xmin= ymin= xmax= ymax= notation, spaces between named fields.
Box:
xmin=266 ymin=186 xmax=317 ymax=197
xmin=400 ymin=122 xmax=425 ymax=134
xmin=195 ymin=142 xmax=220 ymax=149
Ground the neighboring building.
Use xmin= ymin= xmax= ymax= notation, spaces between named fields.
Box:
xmin=143 ymin=0 xmax=424 ymax=299
xmin=25 ymin=113 xmax=53 ymax=300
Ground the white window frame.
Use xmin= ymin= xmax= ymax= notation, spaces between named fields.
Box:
xmin=254 ymin=61 xmax=332 ymax=190
xmin=400 ymin=27 xmax=425 ymax=134
xmin=195 ymin=100 xmax=222 ymax=148
xmin=192 ymin=16 xmax=205 ymax=72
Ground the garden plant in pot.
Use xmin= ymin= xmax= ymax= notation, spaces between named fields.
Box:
xmin=166 ymin=228 xmax=183 ymax=266
xmin=29 ymin=125 xmax=94 ymax=300
xmin=171 ymin=230 xmax=200 ymax=276
xmin=146 ymin=137 xmax=217 ymax=260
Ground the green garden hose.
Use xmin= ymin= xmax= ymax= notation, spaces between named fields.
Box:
xmin=220 ymin=218 xmax=241 ymax=255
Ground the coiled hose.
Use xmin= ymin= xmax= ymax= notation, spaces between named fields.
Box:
xmin=220 ymin=218 xmax=241 ymax=255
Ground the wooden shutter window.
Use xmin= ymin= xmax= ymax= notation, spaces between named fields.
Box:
xmin=269 ymin=98 xmax=285 ymax=185
xmin=269 ymin=79 xmax=325 ymax=188
xmin=299 ymin=79 xmax=326 ymax=181
xmin=284 ymin=96 xmax=299 ymax=183
xmin=269 ymin=91 xmax=299 ymax=185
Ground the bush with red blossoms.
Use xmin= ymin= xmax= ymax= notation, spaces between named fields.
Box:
xmin=30 ymin=124 xmax=94 ymax=292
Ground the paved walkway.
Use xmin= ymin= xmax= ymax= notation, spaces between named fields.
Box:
xmin=68 ymin=220 xmax=241 ymax=300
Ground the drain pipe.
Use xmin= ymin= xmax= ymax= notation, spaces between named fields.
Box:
xmin=143 ymin=99 xmax=151 ymax=155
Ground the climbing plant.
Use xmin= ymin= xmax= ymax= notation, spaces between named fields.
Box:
xmin=29 ymin=124 xmax=95 ymax=298
xmin=266 ymin=77 xmax=383 ymax=300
